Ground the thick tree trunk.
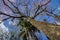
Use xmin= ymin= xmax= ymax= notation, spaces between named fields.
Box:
xmin=27 ymin=17 xmax=60 ymax=40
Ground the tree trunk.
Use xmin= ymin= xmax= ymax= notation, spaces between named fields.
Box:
xmin=27 ymin=17 xmax=60 ymax=40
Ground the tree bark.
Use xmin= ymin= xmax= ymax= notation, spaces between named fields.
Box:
xmin=27 ymin=17 xmax=60 ymax=40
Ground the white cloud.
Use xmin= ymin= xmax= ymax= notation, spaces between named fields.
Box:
xmin=57 ymin=7 xmax=60 ymax=10
xmin=0 ymin=21 xmax=9 ymax=33
xmin=9 ymin=21 xmax=17 ymax=25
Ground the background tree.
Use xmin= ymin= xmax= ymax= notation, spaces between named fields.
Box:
xmin=0 ymin=0 xmax=60 ymax=40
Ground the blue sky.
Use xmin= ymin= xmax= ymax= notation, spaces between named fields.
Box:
xmin=0 ymin=0 xmax=60 ymax=40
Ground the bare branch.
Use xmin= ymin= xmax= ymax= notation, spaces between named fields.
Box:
xmin=32 ymin=8 xmax=45 ymax=19
xmin=34 ymin=5 xmax=41 ymax=16
xmin=2 ymin=0 xmax=23 ymax=16
xmin=33 ymin=0 xmax=51 ymax=19
xmin=8 ymin=0 xmax=17 ymax=9
xmin=2 ymin=0 xmax=16 ymax=13
xmin=44 ymin=7 xmax=60 ymax=21
xmin=46 ymin=8 xmax=59 ymax=18
xmin=7 ymin=0 xmax=23 ymax=15
xmin=2 ymin=17 xmax=10 ymax=21
xmin=36 ymin=0 xmax=51 ymax=13
xmin=41 ymin=0 xmax=51 ymax=6
xmin=0 ymin=11 xmax=26 ymax=18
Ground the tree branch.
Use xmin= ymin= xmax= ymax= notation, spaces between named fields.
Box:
xmin=8 ymin=0 xmax=23 ymax=15
xmin=41 ymin=0 xmax=51 ymax=6
xmin=32 ymin=9 xmax=44 ymax=19
xmin=2 ymin=0 xmax=23 ymax=15
xmin=8 ymin=0 xmax=17 ymax=9
xmin=33 ymin=0 xmax=51 ymax=19
xmin=0 ymin=11 xmax=26 ymax=19
xmin=2 ymin=17 xmax=10 ymax=21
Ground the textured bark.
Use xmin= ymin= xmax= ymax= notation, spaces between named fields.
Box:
xmin=27 ymin=17 xmax=60 ymax=40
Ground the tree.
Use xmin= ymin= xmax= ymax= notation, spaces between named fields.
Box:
xmin=0 ymin=0 xmax=60 ymax=40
